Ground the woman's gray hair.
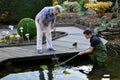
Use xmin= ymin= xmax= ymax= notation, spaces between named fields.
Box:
xmin=54 ymin=5 xmax=62 ymax=13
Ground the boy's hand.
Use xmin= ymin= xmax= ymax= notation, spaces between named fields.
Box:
xmin=51 ymin=26 xmax=55 ymax=29
xmin=78 ymin=52 xmax=84 ymax=55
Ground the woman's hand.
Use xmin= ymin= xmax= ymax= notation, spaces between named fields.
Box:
xmin=43 ymin=31 xmax=46 ymax=36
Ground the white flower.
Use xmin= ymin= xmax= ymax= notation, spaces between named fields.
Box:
xmin=15 ymin=34 xmax=20 ymax=38
xmin=8 ymin=25 xmax=14 ymax=30
xmin=20 ymin=27 xmax=23 ymax=32
xmin=25 ymin=33 xmax=29 ymax=38
xmin=25 ymin=33 xmax=29 ymax=36
xmin=15 ymin=34 xmax=21 ymax=40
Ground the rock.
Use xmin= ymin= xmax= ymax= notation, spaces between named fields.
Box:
xmin=94 ymin=27 xmax=99 ymax=35
xmin=56 ymin=13 xmax=79 ymax=24
xmin=106 ymin=42 xmax=120 ymax=54
xmin=101 ymin=32 xmax=120 ymax=36
xmin=107 ymin=27 xmax=120 ymax=32
xmin=110 ymin=23 xmax=119 ymax=28
xmin=85 ymin=9 xmax=96 ymax=15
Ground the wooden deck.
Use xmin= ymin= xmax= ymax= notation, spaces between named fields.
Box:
xmin=0 ymin=26 xmax=107 ymax=64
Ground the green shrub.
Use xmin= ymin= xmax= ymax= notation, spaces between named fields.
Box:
xmin=63 ymin=1 xmax=81 ymax=13
xmin=17 ymin=18 xmax=36 ymax=39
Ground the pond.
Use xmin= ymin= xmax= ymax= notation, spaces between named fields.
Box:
xmin=0 ymin=45 xmax=120 ymax=80
xmin=0 ymin=66 xmax=92 ymax=80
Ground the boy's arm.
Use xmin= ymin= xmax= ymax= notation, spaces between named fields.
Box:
xmin=78 ymin=46 xmax=94 ymax=55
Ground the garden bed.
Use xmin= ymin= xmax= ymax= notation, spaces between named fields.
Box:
xmin=0 ymin=31 xmax=68 ymax=47
xmin=56 ymin=13 xmax=113 ymax=28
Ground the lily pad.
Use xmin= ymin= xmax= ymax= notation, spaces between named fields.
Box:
xmin=40 ymin=65 xmax=48 ymax=70
xmin=63 ymin=70 xmax=71 ymax=75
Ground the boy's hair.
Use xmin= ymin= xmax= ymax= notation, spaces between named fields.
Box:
xmin=83 ymin=29 xmax=92 ymax=35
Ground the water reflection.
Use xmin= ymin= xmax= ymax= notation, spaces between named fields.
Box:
xmin=0 ymin=65 xmax=93 ymax=80
xmin=0 ymin=71 xmax=40 ymax=80
xmin=52 ymin=68 xmax=88 ymax=80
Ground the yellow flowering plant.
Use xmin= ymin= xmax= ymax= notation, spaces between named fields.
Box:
xmin=84 ymin=2 xmax=113 ymax=17
xmin=53 ymin=0 xmax=59 ymax=6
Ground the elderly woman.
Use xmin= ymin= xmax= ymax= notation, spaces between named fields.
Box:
xmin=35 ymin=5 xmax=62 ymax=54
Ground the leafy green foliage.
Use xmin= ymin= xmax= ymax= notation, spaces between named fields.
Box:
xmin=78 ymin=0 xmax=89 ymax=11
xmin=63 ymin=1 xmax=81 ymax=12
xmin=17 ymin=18 xmax=36 ymax=39
xmin=0 ymin=0 xmax=52 ymax=24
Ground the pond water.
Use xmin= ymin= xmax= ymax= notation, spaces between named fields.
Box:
xmin=0 ymin=46 xmax=120 ymax=80
xmin=0 ymin=63 xmax=93 ymax=80
xmin=0 ymin=65 xmax=93 ymax=80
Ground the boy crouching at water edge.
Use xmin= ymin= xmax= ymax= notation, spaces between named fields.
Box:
xmin=78 ymin=29 xmax=107 ymax=67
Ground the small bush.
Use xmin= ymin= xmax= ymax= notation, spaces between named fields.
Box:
xmin=63 ymin=1 xmax=81 ymax=13
xmin=17 ymin=18 xmax=36 ymax=39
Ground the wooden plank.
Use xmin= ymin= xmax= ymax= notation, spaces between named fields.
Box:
xmin=0 ymin=27 xmax=106 ymax=64
xmin=0 ymin=47 xmax=37 ymax=58
xmin=56 ymin=35 xmax=89 ymax=43
xmin=56 ymin=27 xmax=84 ymax=34
xmin=53 ymin=39 xmax=89 ymax=48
